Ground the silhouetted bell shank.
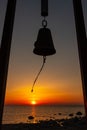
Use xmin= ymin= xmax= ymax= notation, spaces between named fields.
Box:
xmin=33 ymin=28 xmax=56 ymax=56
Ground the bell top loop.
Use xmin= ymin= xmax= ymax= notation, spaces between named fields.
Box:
xmin=42 ymin=19 xmax=47 ymax=28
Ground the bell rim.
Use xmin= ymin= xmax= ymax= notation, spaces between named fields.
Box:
xmin=33 ymin=48 xmax=56 ymax=56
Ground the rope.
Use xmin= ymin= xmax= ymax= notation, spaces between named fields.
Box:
xmin=31 ymin=56 xmax=46 ymax=92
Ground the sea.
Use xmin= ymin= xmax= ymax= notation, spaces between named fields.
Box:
xmin=2 ymin=105 xmax=85 ymax=124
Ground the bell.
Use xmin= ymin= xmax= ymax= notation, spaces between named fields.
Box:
xmin=33 ymin=28 xmax=56 ymax=56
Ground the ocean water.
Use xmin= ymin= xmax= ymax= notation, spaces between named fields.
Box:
xmin=2 ymin=105 xmax=85 ymax=124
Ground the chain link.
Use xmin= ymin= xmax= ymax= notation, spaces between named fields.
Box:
xmin=42 ymin=18 xmax=47 ymax=28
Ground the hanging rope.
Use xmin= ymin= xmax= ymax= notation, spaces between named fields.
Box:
xmin=31 ymin=56 xmax=46 ymax=92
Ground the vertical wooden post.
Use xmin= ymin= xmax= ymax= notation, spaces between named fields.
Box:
xmin=0 ymin=0 xmax=17 ymax=128
xmin=73 ymin=0 xmax=87 ymax=116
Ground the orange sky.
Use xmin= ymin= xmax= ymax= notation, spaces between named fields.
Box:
xmin=5 ymin=79 xmax=84 ymax=105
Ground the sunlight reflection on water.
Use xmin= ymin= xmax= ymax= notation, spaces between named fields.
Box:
xmin=2 ymin=105 xmax=85 ymax=124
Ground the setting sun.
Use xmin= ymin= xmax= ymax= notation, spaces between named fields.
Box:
xmin=31 ymin=100 xmax=36 ymax=105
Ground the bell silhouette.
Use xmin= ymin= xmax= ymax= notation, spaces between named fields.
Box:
xmin=33 ymin=28 xmax=56 ymax=56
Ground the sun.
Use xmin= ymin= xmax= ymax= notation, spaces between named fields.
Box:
xmin=31 ymin=100 xmax=36 ymax=105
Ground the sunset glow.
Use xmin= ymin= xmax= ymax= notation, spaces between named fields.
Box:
xmin=5 ymin=83 xmax=84 ymax=106
xmin=31 ymin=100 xmax=36 ymax=105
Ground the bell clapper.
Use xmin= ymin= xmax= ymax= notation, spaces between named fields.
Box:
xmin=31 ymin=56 xmax=46 ymax=92
xmin=31 ymin=89 xmax=33 ymax=93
